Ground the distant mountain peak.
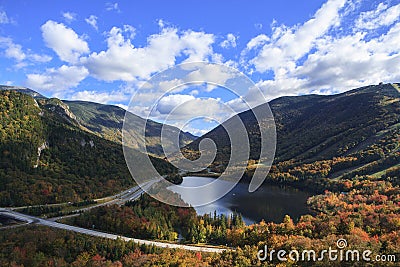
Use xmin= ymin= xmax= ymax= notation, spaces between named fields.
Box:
xmin=183 ymin=83 xmax=400 ymax=182
xmin=0 ymin=85 xmax=45 ymax=99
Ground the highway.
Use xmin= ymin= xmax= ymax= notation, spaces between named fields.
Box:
xmin=0 ymin=179 xmax=228 ymax=253
xmin=11 ymin=179 xmax=155 ymax=212
xmin=48 ymin=179 xmax=158 ymax=221
xmin=0 ymin=208 xmax=227 ymax=253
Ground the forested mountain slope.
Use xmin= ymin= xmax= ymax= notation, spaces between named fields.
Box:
xmin=0 ymin=91 xmax=176 ymax=206
xmin=184 ymin=83 xmax=400 ymax=189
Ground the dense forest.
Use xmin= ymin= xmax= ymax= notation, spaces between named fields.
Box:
xmin=185 ymin=83 xmax=400 ymax=192
xmin=1 ymin=178 xmax=399 ymax=266
xmin=68 ymin=193 xmax=245 ymax=244
xmin=0 ymin=90 xmax=177 ymax=206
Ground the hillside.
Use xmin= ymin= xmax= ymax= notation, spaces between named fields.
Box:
xmin=0 ymin=86 xmax=196 ymax=157
xmin=65 ymin=100 xmax=196 ymax=156
xmin=0 ymin=86 xmax=196 ymax=158
xmin=0 ymin=85 xmax=45 ymax=99
xmin=0 ymin=90 xmax=177 ymax=206
xmin=184 ymin=83 xmax=400 ymax=190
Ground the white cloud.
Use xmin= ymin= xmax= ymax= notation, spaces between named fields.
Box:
xmin=157 ymin=19 xmax=165 ymax=28
xmin=240 ymin=0 xmax=400 ymax=100
xmin=293 ymin=24 xmax=400 ymax=90
xmin=245 ymin=34 xmax=269 ymax=51
xmin=29 ymin=53 xmax=52 ymax=63
xmin=26 ymin=65 xmax=88 ymax=92
xmin=220 ymin=33 xmax=237 ymax=49
xmin=41 ymin=20 xmax=89 ymax=63
xmin=155 ymin=95 xmax=232 ymax=122
xmin=83 ymin=27 xmax=178 ymax=81
xmin=82 ymin=26 xmax=217 ymax=82
xmin=0 ymin=10 xmax=10 ymax=24
xmin=183 ymin=63 xmax=238 ymax=92
xmin=4 ymin=42 xmax=25 ymax=61
xmin=123 ymin=24 xmax=136 ymax=39
xmin=85 ymin=15 xmax=98 ymax=30
xmin=0 ymin=37 xmax=52 ymax=66
xmin=180 ymin=30 xmax=216 ymax=63
xmin=62 ymin=12 xmax=77 ymax=23
xmin=226 ymin=97 xmax=251 ymax=113
xmin=71 ymin=90 xmax=127 ymax=104
xmin=247 ymin=0 xmax=346 ymax=73
xmin=156 ymin=94 xmax=195 ymax=114
xmin=356 ymin=3 xmax=400 ymax=30
xmin=105 ymin=2 xmax=120 ymax=12
xmin=158 ymin=78 xmax=186 ymax=92
xmin=181 ymin=127 xmax=209 ymax=137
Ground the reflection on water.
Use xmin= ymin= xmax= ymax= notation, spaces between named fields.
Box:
xmin=168 ymin=176 xmax=313 ymax=225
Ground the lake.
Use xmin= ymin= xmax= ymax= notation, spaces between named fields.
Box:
xmin=168 ymin=176 xmax=313 ymax=225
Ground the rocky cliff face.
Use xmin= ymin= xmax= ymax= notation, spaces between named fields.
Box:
xmin=41 ymin=98 xmax=80 ymax=126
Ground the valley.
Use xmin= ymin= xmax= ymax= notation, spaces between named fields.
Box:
xmin=0 ymin=83 xmax=399 ymax=266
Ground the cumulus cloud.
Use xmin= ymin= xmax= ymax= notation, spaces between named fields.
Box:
xmin=156 ymin=94 xmax=195 ymax=114
xmin=123 ymin=24 xmax=136 ymax=39
xmin=71 ymin=90 xmax=128 ymax=103
xmin=4 ymin=41 xmax=25 ymax=61
xmin=155 ymin=95 xmax=233 ymax=122
xmin=244 ymin=34 xmax=269 ymax=51
xmin=355 ymin=3 xmax=400 ymax=30
xmin=183 ymin=63 xmax=239 ymax=92
xmin=0 ymin=37 xmax=52 ymax=66
xmin=180 ymin=30 xmax=216 ymax=63
xmin=242 ymin=0 xmax=400 ymax=100
xmin=62 ymin=12 xmax=77 ymax=23
xmin=124 ymin=62 xmax=251 ymax=131
xmin=82 ymin=26 xmax=217 ymax=82
xmin=248 ymin=0 xmax=346 ymax=73
xmin=26 ymin=65 xmax=88 ymax=92
xmin=294 ymin=25 xmax=400 ymax=89
xmin=83 ymin=27 xmax=178 ymax=81
xmin=41 ymin=20 xmax=89 ymax=63
xmin=85 ymin=15 xmax=98 ymax=30
xmin=158 ymin=78 xmax=186 ymax=92
xmin=220 ymin=33 xmax=237 ymax=49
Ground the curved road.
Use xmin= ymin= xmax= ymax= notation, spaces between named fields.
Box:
xmin=0 ymin=179 xmax=228 ymax=254
xmin=48 ymin=179 xmax=156 ymax=221
xmin=0 ymin=208 xmax=226 ymax=253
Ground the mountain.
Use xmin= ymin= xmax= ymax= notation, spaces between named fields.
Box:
xmin=0 ymin=90 xmax=177 ymax=206
xmin=0 ymin=85 xmax=45 ymax=99
xmin=64 ymin=100 xmax=196 ymax=156
xmin=184 ymin=83 xmax=400 ymax=189
xmin=1 ymin=83 xmax=399 ymax=206
xmin=0 ymin=86 xmax=196 ymax=157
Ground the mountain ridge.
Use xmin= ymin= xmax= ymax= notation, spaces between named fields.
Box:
xmin=183 ymin=83 xmax=400 ymax=190
xmin=0 ymin=90 xmax=178 ymax=206
xmin=0 ymin=86 xmax=197 ymax=157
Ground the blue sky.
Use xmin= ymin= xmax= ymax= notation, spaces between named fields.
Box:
xmin=0 ymin=0 xmax=399 ymax=135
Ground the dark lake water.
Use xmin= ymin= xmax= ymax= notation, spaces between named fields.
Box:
xmin=168 ymin=176 xmax=313 ymax=225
